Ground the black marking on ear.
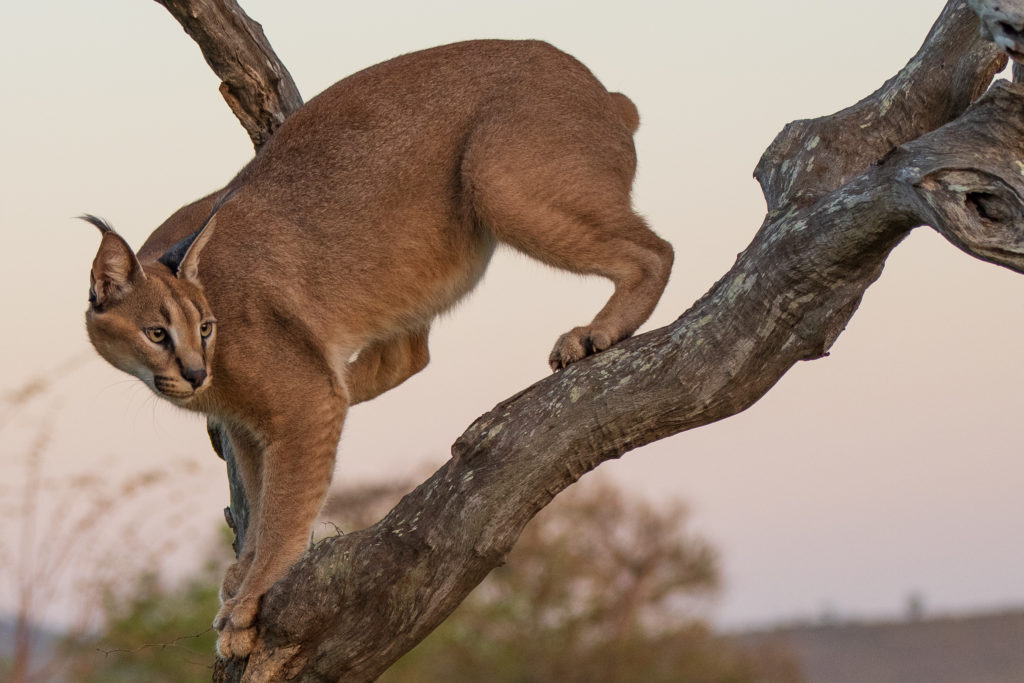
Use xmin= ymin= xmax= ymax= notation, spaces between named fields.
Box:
xmin=156 ymin=188 xmax=239 ymax=275
xmin=157 ymin=229 xmax=202 ymax=273
xmin=79 ymin=214 xmax=114 ymax=234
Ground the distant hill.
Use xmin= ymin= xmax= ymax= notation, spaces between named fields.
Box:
xmin=736 ymin=608 xmax=1024 ymax=683
xmin=5 ymin=609 xmax=1024 ymax=681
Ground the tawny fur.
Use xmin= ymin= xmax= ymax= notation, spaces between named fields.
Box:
xmin=85 ymin=39 xmax=673 ymax=658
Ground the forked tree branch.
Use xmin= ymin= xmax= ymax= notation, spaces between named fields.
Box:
xmin=151 ymin=1 xmax=1017 ymax=681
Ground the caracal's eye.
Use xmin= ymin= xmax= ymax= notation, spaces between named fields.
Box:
xmin=145 ymin=327 xmax=168 ymax=344
xmin=200 ymin=322 xmax=214 ymax=338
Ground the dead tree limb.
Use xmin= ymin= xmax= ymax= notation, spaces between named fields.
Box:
xmin=151 ymin=1 xmax=1018 ymax=681
xmin=153 ymin=0 xmax=303 ymax=149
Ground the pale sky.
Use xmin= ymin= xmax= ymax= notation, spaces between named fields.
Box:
xmin=2 ymin=0 xmax=1022 ymax=630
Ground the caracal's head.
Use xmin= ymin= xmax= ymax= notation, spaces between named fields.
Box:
xmin=83 ymin=215 xmax=217 ymax=406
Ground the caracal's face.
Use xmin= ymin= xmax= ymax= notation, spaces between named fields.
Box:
xmin=87 ymin=266 xmax=216 ymax=405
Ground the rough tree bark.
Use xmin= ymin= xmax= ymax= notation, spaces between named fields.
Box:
xmin=148 ymin=1 xmax=1021 ymax=681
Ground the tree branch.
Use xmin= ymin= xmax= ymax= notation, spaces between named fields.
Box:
xmin=153 ymin=0 xmax=303 ymax=149
xmin=149 ymin=1 xmax=1019 ymax=680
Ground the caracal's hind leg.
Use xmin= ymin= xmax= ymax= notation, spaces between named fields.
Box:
xmin=542 ymin=210 xmax=672 ymax=370
xmin=470 ymin=153 xmax=673 ymax=370
xmin=214 ymin=375 xmax=346 ymax=658
xmin=345 ymin=325 xmax=430 ymax=405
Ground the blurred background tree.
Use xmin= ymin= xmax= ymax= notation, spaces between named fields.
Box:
xmin=334 ymin=478 xmax=802 ymax=683
xmin=59 ymin=567 xmax=222 ymax=683
xmin=0 ymin=366 xmax=221 ymax=683
xmin=47 ymin=477 xmax=800 ymax=682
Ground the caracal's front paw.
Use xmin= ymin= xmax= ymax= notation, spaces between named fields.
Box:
xmin=216 ymin=624 xmax=257 ymax=659
xmin=214 ymin=594 xmax=261 ymax=658
xmin=549 ymin=325 xmax=615 ymax=371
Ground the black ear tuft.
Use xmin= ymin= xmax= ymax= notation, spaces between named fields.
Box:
xmin=158 ymin=187 xmax=237 ymax=278
xmin=157 ymin=229 xmax=202 ymax=273
xmin=79 ymin=214 xmax=115 ymax=234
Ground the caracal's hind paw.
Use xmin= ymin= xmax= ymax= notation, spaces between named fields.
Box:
xmin=549 ymin=325 xmax=617 ymax=371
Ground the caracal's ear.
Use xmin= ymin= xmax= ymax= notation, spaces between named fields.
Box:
xmin=81 ymin=215 xmax=146 ymax=308
xmin=176 ymin=216 xmax=216 ymax=286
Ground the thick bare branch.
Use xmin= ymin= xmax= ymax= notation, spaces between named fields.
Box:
xmin=899 ymin=81 xmax=1024 ymax=272
xmin=153 ymin=0 xmax=303 ymax=149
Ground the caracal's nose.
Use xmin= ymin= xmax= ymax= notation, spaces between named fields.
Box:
xmin=182 ymin=366 xmax=208 ymax=389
